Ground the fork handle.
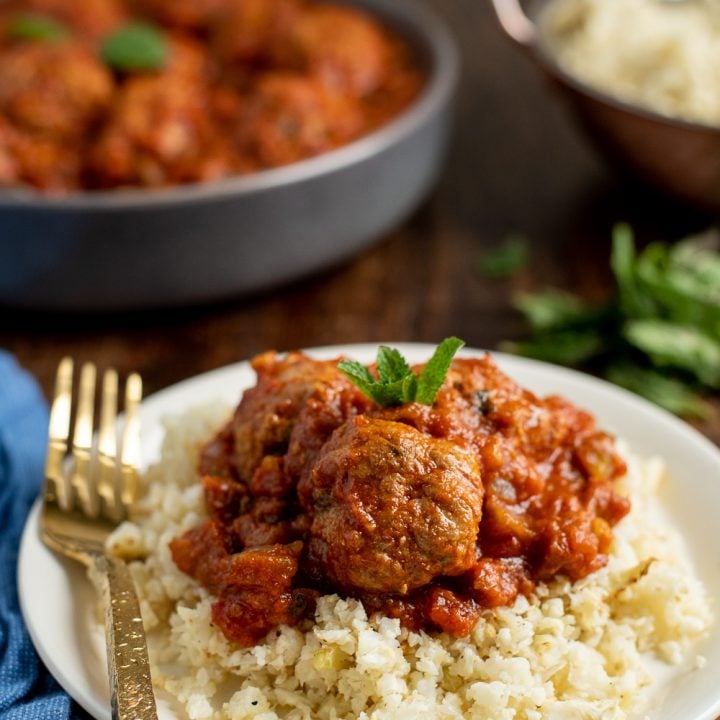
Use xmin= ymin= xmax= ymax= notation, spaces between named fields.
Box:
xmin=94 ymin=553 xmax=159 ymax=720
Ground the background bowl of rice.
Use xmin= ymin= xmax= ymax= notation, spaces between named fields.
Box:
xmin=491 ymin=0 xmax=720 ymax=212
xmin=17 ymin=345 xmax=720 ymax=720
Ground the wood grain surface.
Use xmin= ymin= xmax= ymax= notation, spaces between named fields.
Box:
xmin=2 ymin=0 xmax=718 ymax=450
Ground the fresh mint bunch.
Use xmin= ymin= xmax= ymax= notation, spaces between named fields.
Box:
xmin=502 ymin=224 xmax=720 ymax=419
xmin=338 ymin=337 xmax=465 ymax=407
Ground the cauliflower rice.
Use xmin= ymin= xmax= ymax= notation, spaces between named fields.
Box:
xmin=109 ymin=403 xmax=713 ymax=720
xmin=540 ymin=0 xmax=720 ymax=126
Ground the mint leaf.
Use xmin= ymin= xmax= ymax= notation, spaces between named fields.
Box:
xmin=478 ymin=234 xmax=529 ymax=279
xmin=671 ymin=230 xmax=720 ymax=288
xmin=611 ymin=223 xmax=656 ymax=318
xmin=623 ymin=319 xmax=720 ymax=388
xmin=513 ymin=289 xmax=605 ymax=333
xmin=8 ymin=13 xmax=70 ymax=42
xmin=376 ymin=346 xmax=411 ymax=384
xmin=371 ymin=379 xmax=407 ymax=406
xmin=635 ymin=241 xmax=720 ymax=335
xmin=401 ymin=373 xmax=418 ymax=403
xmin=101 ymin=22 xmax=167 ymax=72
xmin=416 ymin=337 xmax=465 ymax=404
xmin=337 ymin=360 xmax=377 ymax=399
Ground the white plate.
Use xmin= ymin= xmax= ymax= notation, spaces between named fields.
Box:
xmin=17 ymin=344 xmax=720 ymax=720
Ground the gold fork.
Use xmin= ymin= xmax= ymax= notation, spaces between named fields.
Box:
xmin=42 ymin=358 xmax=158 ymax=720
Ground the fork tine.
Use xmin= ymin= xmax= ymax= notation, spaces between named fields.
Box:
xmin=119 ymin=372 xmax=142 ymax=517
xmin=97 ymin=368 xmax=119 ymax=521
xmin=45 ymin=357 xmax=73 ymax=510
xmin=70 ymin=362 xmax=96 ymax=515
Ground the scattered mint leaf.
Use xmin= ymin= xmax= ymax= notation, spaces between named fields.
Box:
xmin=478 ymin=234 xmax=529 ymax=279
xmin=338 ymin=338 xmax=464 ymax=407
xmin=101 ymin=22 xmax=167 ymax=72
xmin=8 ymin=13 xmax=70 ymax=42
xmin=513 ymin=289 xmax=606 ymax=333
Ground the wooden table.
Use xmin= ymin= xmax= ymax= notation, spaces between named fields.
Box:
xmin=1 ymin=0 xmax=717 ymax=444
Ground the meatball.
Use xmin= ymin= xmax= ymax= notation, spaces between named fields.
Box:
xmin=0 ymin=121 xmax=17 ymax=185
xmin=130 ymin=0 xmax=229 ymax=30
xmin=88 ymin=73 xmax=230 ymax=187
xmin=305 ymin=415 xmax=484 ymax=595
xmin=275 ymin=4 xmax=390 ymax=96
xmin=0 ymin=42 xmax=113 ymax=138
xmin=0 ymin=118 xmax=81 ymax=190
xmin=211 ymin=0 xmax=304 ymax=66
xmin=228 ymin=351 xmax=368 ymax=483
xmin=235 ymin=72 xmax=362 ymax=167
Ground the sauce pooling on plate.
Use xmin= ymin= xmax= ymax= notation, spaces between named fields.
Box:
xmin=170 ymin=351 xmax=630 ymax=647
xmin=0 ymin=0 xmax=423 ymax=193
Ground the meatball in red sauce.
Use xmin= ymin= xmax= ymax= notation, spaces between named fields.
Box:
xmin=211 ymin=0 xmax=305 ymax=67
xmin=0 ymin=42 xmax=112 ymax=138
xmin=0 ymin=0 xmax=424 ymax=193
xmin=234 ymin=73 xmax=363 ymax=169
xmin=170 ymin=352 xmax=630 ymax=646
xmin=88 ymin=76 xmax=230 ymax=187
xmin=304 ymin=415 xmax=483 ymax=595
xmin=274 ymin=4 xmax=390 ymax=97
xmin=0 ymin=41 xmax=113 ymax=189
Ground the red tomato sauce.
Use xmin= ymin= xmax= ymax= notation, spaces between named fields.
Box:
xmin=170 ymin=352 xmax=630 ymax=647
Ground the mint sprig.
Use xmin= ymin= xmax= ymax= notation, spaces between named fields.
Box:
xmin=338 ymin=338 xmax=465 ymax=407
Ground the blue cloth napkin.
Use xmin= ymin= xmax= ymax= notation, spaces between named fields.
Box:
xmin=0 ymin=352 xmax=88 ymax=719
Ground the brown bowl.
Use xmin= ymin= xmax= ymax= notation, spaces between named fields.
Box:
xmin=491 ymin=0 xmax=720 ymax=212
